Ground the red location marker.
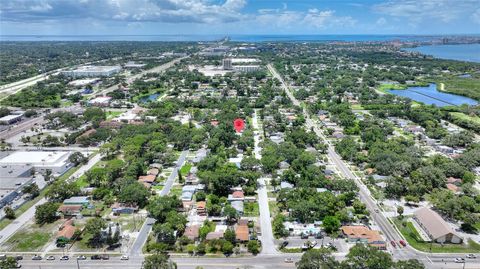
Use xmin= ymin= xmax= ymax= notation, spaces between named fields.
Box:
xmin=233 ymin=118 xmax=245 ymax=133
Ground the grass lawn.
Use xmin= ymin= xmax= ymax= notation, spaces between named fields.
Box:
xmin=351 ymin=104 xmax=364 ymax=110
xmin=75 ymin=175 xmax=89 ymax=188
xmin=269 ymin=201 xmax=279 ymax=217
xmin=106 ymin=111 xmax=123 ymax=120
xmin=244 ymin=202 xmax=259 ymax=217
xmin=180 ymin=163 xmax=192 ymax=176
xmin=377 ymin=83 xmax=407 ymax=93
xmin=450 ymin=112 xmax=480 ymax=125
xmin=6 ymin=230 xmax=51 ymax=251
xmin=169 ymin=186 xmax=182 ymax=197
xmin=393 ymin=218 xmax=480 ymax=253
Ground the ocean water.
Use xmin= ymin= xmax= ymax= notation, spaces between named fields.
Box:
xmin=0 ymin=34 xmax=440 ymax=42
xmin=405 ymin=44 xmax=480 ymax=63
xmin=388 ymin=83 xmax=478 ymax=107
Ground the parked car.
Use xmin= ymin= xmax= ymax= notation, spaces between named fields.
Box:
xmin=91 ymin=255 xmax=102 ymax=260
xmin=280 ymin=241 xmax=289 ymax=248
xmin=300 ymin=233 xmax=309 ymax=239
xmin=120 ymin=255 xmax=129 ymax=260
xmin=315 ymin=233 xmax=324 ymax=239
xmin=77 ymin=255 xmax=86 ymax=260
xmin=466 ymin=254 xmax=476 ymax=259
xmin=15 ymin=255 xmax=23 ymax=261
xmin=46 ymin=256 xmax=55 ymax=261
xmin=101 ymin=254 xmax=110 ymax=260
xmin=455 ymin=258 xmax=465 ymax=263
xmin=399 ymin=240 xmax=407 ymax=247
xmin=284 ymin=258 xmax=294 ymax=263
xmin=390 ymin=241 xmax=396 ymax=248
xmin=60 ymin=256 xmax=69 ymax=261
xmin=32 ymin=255 xmax=42 ymax=260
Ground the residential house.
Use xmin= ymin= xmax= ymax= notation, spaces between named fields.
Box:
xmin=197 ymin=201 xmax=207 ymax=216
xmin=138 ymin=174 xmax=156 ymax=188
xmin=184 ymin=225 xmax=200 ymax=241
xmin=58 ymin=205 xmax=83 ymax=216
xmin=111 ymin=202 xmax=139 ymax=215
xmin=63 ymin=196 xmax=90 ymax=206
xmin=57 ymin=219 xmax=78 ymax=242
xmin=235 ymin=224 xmax=249 ymax=242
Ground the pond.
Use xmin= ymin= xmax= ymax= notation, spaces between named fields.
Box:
xmin=139 ymin=93 xmax=160 ymax=103
xmin=388 ymin=83 xmax=478 ymax=107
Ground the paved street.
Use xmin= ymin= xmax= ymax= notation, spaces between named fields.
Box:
xmin=252 ymin=109 xmax=278 ymax=255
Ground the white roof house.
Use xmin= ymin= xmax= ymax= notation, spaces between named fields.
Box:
xmin=0 ymin=151 xmax=73 ymax=175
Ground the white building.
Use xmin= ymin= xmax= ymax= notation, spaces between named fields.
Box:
xmin=0 ymin=151 xmax=73 ymax=175
xmin=222 ymin=58 xmax=233 ymax=70
xmin=62 ymin=66 xmax=121 ymax=78
xmin=0 ymin=114 xmax=23 ymax=125
xmin=234 ymin=65 xmax=260 ymax=72
xmin=88 ymin=96 xmax=112 ymax=107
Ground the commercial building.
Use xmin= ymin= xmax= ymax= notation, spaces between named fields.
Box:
xmin=413 ymin=207 xmax=463 ymax=244
xmin=0 ymin=114 xmax=22 ymax=125
xmin=234 ymin=65 xmax=260 ymax=72
xmin=0 ymin=151 xmax=73 ymax=175
xmin=341 ymin=225 xmax=386 ymax=249
xmin=222 ymin=58 xmax=233 ymax=70
xmin=61 ymin=66 xmax=121 ymax=78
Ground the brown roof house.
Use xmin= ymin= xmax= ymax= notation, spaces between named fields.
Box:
xmin=184 ymin=225 xmax=200 ymax=241
xmin=138 ymin=174 xmax=156 ymax=188
xmin=413 ymin=207 xmax=463 ymax=244
xmin=57 ymin=219 xmax=78 ymax=243
xmin=341 ymin=226 xmax=386 ymax=249
xmin=235 ymin=224 xmax=249 ymax=242
xmin=58 ymin=205 xmax=83 ymax=216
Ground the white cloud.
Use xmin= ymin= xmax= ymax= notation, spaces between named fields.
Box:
xmin=376 ymin=17 xmax=387 ymax=26
xmin=255 ymin=8 xmax=356 ymax=29
xmin=472 ymin=9 xmax=480 ymax=24
xmin=373 ymin=0 xmax=479 ymax=24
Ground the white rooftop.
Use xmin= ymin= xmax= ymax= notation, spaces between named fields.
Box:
xmin=0 ymin=151 xmax=70 ymax=166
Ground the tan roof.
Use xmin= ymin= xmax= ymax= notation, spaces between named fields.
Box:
xmin=341 ymin=226 xmax=384 ymax=245
xmin=197 ymin=201 xmax=206 ymax=209
xmin=184 ymin=225 xmax=200 ymax=240
xmin=57 ymin=221 xmax=77 ymax=239
xmin=138 ymin=175 xmax=156 ymax=183
xmin=206 ymin=231 xmax=224 ymax=240
xmin=147 ymin=168 xmax=159 ymax=176
xmin=446 ymin=183 xmax=460 ymax=192
xmin=414 ymin=207 xmax=458 ymax=240
xmin=235 ymin=225 xmax=249 ymax=241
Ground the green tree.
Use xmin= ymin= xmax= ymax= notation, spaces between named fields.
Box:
xmin=46 ymin=180 xmax=80 ymax=202
xmin=223 ymin=204 xmax=238 ymax=223
xmin=397 ymin=206 xmax=404 ymax=217
xmin=222 ymin=241 xmax=234 ymax=254
xmin=118 ymin=182 xmax=150 ymax=207
xmin=143 ymin=253 xmax=177 ymax=269
xmin=247 ymin=240 xmax=260 ymax=255
xmin=4 ymin=206 xmax=15 ymax=220
xmin=85 ymin=217 xmax=107 ymax=247
xmin=224 ymin=228 xmax=237 ymax=244
xmin=296 ymin=248 xmax=339 ymax=269
xmin=0 ymin=256 xmax=18 ymax=269
xmin=23 ymin=183 xmax=40 ymax=198
xmin=35 ymin=202 xmax=60 ymax=224
xmin=343 ymin=244 xmax=393 ymax=269
xmin=322 ymin=216 xmax=341 ymax=234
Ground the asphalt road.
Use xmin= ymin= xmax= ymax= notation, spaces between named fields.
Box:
xmin=266 ymin=64 xmax=480 ymax=267
xmin=252 ymin=109 xmax=278 ymax=255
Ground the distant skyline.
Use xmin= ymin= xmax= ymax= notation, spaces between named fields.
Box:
xmin=1 ymin=0 xmax=479 ymax=36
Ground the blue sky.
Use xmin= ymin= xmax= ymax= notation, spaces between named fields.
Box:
xmin=1 ymin=0 xmax=479 ymax=36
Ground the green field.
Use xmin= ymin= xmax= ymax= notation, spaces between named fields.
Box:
xmin=450 ymin=112 xmax=480 ymax=125
xmin=393 ymin=218 xmax=480 ymax=253
xmin=106 ymin=111 xmax=123 ymax=120
xmin=6 ymin=231 xmax=51 ymax=251
xmin=180 ymin=163 xmax=192 ymax=176
xmin=435 ymin=75 xmax=480 ymax=101
xmin=377 ymin=83 xmax=407 ymax=94
xmin=244 ymin=202 xmax=259 ymax=217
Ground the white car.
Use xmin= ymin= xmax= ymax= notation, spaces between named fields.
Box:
xmin=455 ymin=258 xmax=465 ymax=263
xmin=466 ymin=254 xmax=476 ymax=259
xmin=284 ymin=258 xmax=294 ymax=263
xmin=120 ymin=255 xmax=129 ymax=260
xmin=46 ymin=256 xmax=55 ymax=261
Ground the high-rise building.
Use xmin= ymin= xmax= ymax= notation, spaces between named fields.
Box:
xmin=222 ymin=58 xmax=233 ymax=70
